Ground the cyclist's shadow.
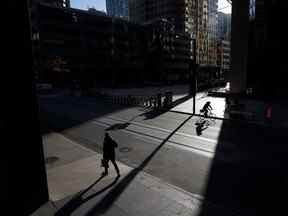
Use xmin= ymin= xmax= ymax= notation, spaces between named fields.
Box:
xmin=195 ymin=120 xmax=209 ymax=136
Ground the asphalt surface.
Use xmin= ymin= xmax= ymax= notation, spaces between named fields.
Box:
xmin=39 ymin=95 xmax=288 ymax=215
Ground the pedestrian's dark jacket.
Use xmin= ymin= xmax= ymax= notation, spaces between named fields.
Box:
xmin=203 ymin=103 xmax=211 ymax=111
xmin=103 ymin=134 xmax=118 ymax=160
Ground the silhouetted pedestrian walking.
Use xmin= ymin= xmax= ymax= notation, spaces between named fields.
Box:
xmin=101 ymin=132 xmax=120 ymax=176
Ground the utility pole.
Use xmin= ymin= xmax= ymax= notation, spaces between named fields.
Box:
xmin=189 ymin=38 xmax=197 ymax=114
xmin=192 ymin=38 xmax=198 ymax=115
xmin=191 ymin=0 xmax=199 ymax=115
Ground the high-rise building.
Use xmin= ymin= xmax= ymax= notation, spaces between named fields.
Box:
xmin=30 ymin=0 xmax=70 ymax=32
xmin=250 ymin=0 xmax=256 ymax=18
xmin=29 ymin=0 xmax=71 ymax=79
xmin=130 ymin=0 xmax=196 ymax=35
xmin=143 ymin=19 xmax=192 ymax=83
xmin=217 ymin=39 xmax=230 ymax=76
xmin=206 ymin=0 xmax=218 ymax=66
xmin=35 ymin=4 xmax=148 ymax=86
xmin=106 ymin=0 xmax=129 ymax=19
xmin=130 ymin=0 xmax=219 ymax=67
xmin=217 ymin=12 xmax=231 ymax=40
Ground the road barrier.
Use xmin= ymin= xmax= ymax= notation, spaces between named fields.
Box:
xmin=103 ymin=92 xmax=173 ymax=109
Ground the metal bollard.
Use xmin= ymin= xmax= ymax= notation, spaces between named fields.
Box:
xmin=133 ymin=97 xmax=136 ymax=105
xmin=164 ymin=91 xmax=173 ymax=108
xmin=156 ymin=93 xmax=162 ymax=109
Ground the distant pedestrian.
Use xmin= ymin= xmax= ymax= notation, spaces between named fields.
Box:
xmin=101 ymin=132 xmax=120 ymax=176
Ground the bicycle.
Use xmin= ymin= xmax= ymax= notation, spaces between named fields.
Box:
xmin=196 ymin=110 xmax=216 ymax=126
xmin=207 ymin=110 xmax=216 ymax=124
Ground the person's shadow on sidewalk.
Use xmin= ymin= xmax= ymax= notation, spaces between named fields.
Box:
xmin=54 ymin=175 xmax=120 ymax=216
xmin=105 ymin=113 xmax=143 ymax=131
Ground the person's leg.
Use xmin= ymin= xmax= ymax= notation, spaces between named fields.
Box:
xmin=102 ymin=159 xmax=109 ymax=176
xmin=111 ymin=159 xmax=120 ymax=175
xmin=103 ymin=166 xmax=108 ymax=175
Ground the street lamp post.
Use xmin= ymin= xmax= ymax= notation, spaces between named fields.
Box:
xmin=189 ymin=38 xmax=198 ymax=115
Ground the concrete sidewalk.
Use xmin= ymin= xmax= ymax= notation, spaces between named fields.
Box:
xmin=32 ymin=132 xmax=204 ymax=216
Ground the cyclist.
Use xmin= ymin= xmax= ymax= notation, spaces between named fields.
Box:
xmin=200 ymin=101 xmax=213 ymax=118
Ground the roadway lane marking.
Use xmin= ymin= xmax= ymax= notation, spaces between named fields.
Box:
xmin=68 ymin=117 xmax=215 ymax=157
xmin=93 ymin=117 xmax=218 ymax=145
xmin=108 ymin=115 xmax=222 ymax=130
xmin=91 ymin=118 xmax=218 ymax=156
xmin=115 ymin=127 xmax=216 ymax=157
xmin=93 ymin=116 xmax=219 ymax=144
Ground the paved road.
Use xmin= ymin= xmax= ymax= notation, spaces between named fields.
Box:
xmin=39 ymin=95 xmax=288 ymax=215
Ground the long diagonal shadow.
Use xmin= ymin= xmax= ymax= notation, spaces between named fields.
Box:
xmin=85 ymin=114 xmax=194 ymax=215
xmin=54 ymin=175 xmax=120 ymax=216
xmin=106 ymin=111 xmax=147 ymax=131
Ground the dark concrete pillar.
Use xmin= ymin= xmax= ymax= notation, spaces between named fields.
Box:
xmin=5 ymin=1 xmax=49 ymax=214
xmin=230 ymin=0 xmax=250 ymax=93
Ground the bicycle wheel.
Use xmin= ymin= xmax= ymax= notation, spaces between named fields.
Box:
xmin=209 ymin=112 xmax=216 ymax=123
xmin=196 ymin=116 xmax=205 ymax=124
xmin=204 ymin=120 xmax=210 ymax=127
